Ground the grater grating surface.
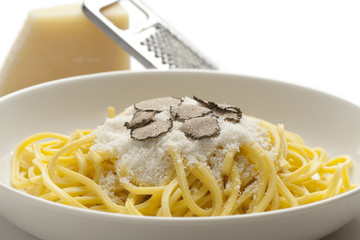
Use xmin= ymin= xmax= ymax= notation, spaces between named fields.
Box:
xmin=141 ymin=24 xmax=214 ymax=69
xmin=82 ymin=0 xmax=217 ymax=70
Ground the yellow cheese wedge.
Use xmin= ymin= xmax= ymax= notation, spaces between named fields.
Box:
xmin=0 ymin=3 xmax=129 ymax=96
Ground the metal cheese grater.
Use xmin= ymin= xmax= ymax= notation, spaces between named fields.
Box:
xmin=82 ymin=0 xmax=217 ymax=70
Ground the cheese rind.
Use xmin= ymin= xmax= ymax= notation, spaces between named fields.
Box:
xmin=0 ymin=3 xmax=129 ymax=96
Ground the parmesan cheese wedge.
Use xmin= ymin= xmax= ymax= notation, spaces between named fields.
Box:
xmin=0 ymin=3 xmax=130 ymax=96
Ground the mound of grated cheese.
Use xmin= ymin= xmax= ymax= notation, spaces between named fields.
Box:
xmin=91 ymin=97 xmax=272 ymax=186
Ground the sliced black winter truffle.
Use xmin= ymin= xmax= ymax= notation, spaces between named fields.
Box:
xmin=193 ymin=96 xmax=241 ymax=113
xmin=213 ymin=111 xmax=242 ymax=123
xmin=193 ymin=96 xmax=211 ymax=108
xmin=131 ymin=120 xmax=173 ymax=140
xmin=179 ymin=116 xmax=220 ymax=140
xmin=134 ymin=97 xmax=181 ymax=111
xmin=194 ymin=96 xmax=242 ymax=122
xmin=210 ymin=102 xmax=241 ymax=114
xmin=124 ymin=111 xmax=155 ymax=129
xmin=170 ymin=104 xmax=212 ymax=121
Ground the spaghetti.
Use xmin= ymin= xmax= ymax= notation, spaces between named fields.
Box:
xmin=11 ymin=96 xmax=357 ymax=217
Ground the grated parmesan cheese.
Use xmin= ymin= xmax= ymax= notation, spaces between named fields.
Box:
xmin=98 ymin=171 xmax=123 ymax=204
xmin=91 ymin=97 xmax=272 ymax=186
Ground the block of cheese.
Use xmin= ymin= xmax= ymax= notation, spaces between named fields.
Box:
xmin=0 ymin=3 xmax=129 ymax=96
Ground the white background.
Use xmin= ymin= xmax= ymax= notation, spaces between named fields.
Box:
xmin=0 ymin=0 xmax=359 ymax=239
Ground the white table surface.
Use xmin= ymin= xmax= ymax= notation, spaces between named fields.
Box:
xmin=0 ymin=0 xmax=359 ymax=239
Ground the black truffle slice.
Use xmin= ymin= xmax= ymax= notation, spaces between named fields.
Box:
xmin=193 ymin=96 xmax=241 ymax=113
xmin=124 ymin=111 xmax=155 ymax=129
xmin=179 ymin=116 xmax=220 ymax=140
xmin=210 ymin=102 xmax=241 ymax=114
xmin=193 ymin=96 xmax=242 ymax=122
xmin=193 ymin=96 xmax=211 ymax=107
xmin=134 ymin=97 xmax=182 ymax=111
xmin=213 ymin=111 xmax=241 ymax=123
xmin=170 ymin=105 xmax=212 ymax=121
xmin=131 ymin=120 xmax=173 ymax=140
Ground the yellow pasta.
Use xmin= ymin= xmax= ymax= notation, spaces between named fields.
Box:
xmin=11 ymin=97 xmax=358 ymax=217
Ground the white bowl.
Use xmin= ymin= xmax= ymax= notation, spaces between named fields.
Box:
xmin=0 ymin=70 xmax=360 ymax=240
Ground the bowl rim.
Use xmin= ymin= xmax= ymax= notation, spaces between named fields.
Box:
xmin=1 ymin=178 xmax=360 ymax=223
xmin=1 ymin=69 xmax=360 ymax=108
xmin=0 ymin=69 xmax=358 ymax=107
xmin=1 ymin=69 xmax=360 ymax=223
